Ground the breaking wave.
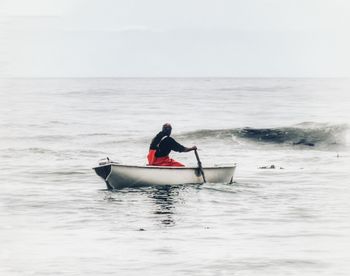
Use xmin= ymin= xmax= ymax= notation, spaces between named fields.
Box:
xmin=180 ymin=122 xmax=347 ymax=147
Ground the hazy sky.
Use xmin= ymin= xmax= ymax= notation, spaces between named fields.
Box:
xmin=1 ymin=0 xmax=349 ymax=77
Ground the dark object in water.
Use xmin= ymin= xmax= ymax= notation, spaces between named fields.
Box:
xmin=259 ymin=165 xmax=276 ymax=169
xmin=259 ymin=164 xmax=285 ymax=170
xmin=293 ymin=139 xmax=315 ymax=147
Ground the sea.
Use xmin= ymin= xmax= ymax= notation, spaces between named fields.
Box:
xmin=0 ymin=78 xmax=349 ymax=276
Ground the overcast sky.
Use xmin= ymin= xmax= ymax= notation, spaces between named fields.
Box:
xmin=1 ymin=0 xmax=349 ymax=77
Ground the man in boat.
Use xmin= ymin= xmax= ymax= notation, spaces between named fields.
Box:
xmin=147 ymin=123 xmax=197 ymax=167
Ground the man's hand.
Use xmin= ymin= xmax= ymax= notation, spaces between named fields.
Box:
xmin=191 ymin=146 xmax=198 ymax=151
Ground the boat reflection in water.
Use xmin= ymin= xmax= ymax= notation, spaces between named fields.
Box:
xmin=147 ymin=186 xmax=181 ymax=227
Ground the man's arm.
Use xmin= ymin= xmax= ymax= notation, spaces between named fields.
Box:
xmin=182 ymin=146 xmax=197 ymax=152
xmin=168 ymin=137 xmax=197 ymax=152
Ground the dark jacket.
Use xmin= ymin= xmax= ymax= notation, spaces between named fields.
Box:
xmin=150 ymin=132 xmax=185 ymax=157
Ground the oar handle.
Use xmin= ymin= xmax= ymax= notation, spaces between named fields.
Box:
xmin=194 ymin=150 xmax=201 ymax=165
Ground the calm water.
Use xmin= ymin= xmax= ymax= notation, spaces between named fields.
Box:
xmin=0 ymin=78 xmax=350 ymax=275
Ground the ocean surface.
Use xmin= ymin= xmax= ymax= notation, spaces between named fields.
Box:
xmin=0 ymin=78 xmax=350 ymax=276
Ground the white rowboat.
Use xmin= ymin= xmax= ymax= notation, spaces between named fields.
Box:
xmin=93 ymin=162 xmax=236 ymax=189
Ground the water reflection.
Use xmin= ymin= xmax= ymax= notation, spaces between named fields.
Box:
xmin=102 ymin=185 xmax=190 ymax=228
xmin=147 ymin=186 xmax=181 ymax=227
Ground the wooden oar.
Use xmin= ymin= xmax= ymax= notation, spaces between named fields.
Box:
xmin=194 ymin=149 xmax=206 ymax=183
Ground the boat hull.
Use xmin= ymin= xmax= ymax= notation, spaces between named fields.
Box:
xmin=93 ymin=163 xmax=236 ymax=189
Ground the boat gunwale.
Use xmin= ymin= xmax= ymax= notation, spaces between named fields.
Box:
xmin=93 ymin=163 xmax=236 ymax=170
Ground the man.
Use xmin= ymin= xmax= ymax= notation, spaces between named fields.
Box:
xmin=147 ymin=123 xmax=197 ymax=167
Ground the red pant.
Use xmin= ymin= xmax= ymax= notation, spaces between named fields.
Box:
xmin=147 ymin=150 xmax=184 ymax=167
